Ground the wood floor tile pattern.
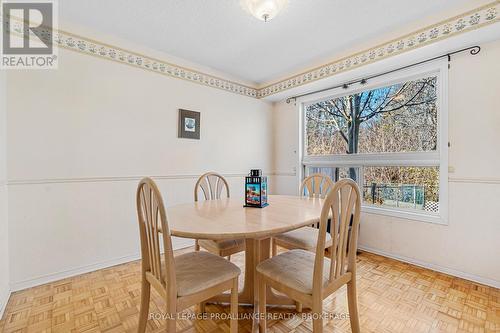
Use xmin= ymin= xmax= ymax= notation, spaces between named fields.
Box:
xmin=1 ymin=249 xmax=498 ymax=333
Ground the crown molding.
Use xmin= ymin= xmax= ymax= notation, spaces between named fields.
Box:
xmin=3 ymin=2 xmax=499 ymax=100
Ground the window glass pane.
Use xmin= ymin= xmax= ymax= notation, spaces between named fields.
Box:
xmin=363 ymin=166 xmax=439 ymax=213
xmin=305 ymin=166 xmax=359 ymax=182
xmin=305 ymin=76 xmax=438 ymax=155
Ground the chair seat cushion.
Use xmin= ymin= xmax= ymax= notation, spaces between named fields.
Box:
xmin=256 ymin=249 xmax=331 ymax=294
xmin=273 ymin=227 xmax=332 ymax=250
xmin=199 ymin=238 xmax=244 ymax=252
xmin=174 ymin=251 xmax=241 ymax=297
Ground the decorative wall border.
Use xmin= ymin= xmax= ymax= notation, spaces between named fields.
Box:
xmin=3 ymin=17 xmax=259 ymax=98
xmin=54 ymin=31 xmax=260 ymax=98
xmin=3 ymin=2 xmax=499 ymax=99
xmin=258 ymin=1 xmax=499 ymax=98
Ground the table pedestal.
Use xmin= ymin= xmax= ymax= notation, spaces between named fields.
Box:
xmin=209 ymin=238 xmax=295 ymax=307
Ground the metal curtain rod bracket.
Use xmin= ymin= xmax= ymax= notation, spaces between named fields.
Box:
xmin=285 ymin=45 xmax=481 ymax=104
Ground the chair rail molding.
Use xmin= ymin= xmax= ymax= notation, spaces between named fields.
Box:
xmin=6 ymin=172 xmax=284 ymax=186
xmin=448 ymin=176 xmax=500 ymax=185
xmin=2 ymin=2 xmax=498 ymax=99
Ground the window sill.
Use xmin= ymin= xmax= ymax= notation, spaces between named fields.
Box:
xmin=361 ymin=205 xmax=447 ymax=225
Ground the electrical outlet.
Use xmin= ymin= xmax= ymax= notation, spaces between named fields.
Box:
xmin=448 ymin=166 xmax=455 ymax=173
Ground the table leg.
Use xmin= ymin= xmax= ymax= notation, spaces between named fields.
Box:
xmin=251 ymin=238 xmax=295 ymax=333
xmin=210 ymin=238 xmax=295 ymax=306
xmin=256 ymin=238 xmax=296 ymax=306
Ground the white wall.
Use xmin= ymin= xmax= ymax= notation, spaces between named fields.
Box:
xmin=4 ymin=24 xmax=499 ymax=296
xmin=6 ymin=47 xmax=272 ymax=290
xmin=0 ymin=69 xmax=10 ymax=317
xmin=271 ymin=39 xmax=500 ymax=287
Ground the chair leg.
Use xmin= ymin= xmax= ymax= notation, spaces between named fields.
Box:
xmin=194 ymin=239 xmax=200 ymax=251
xmin=166 ymin=316 xmax=176 ymax=333
xmin=166 ymin=299 xmax=176 ymax=333
xmin=227 ymin=255 xmax=231 ymax=261
xmin=347 ymin=278 xmax=361 ymax=333
xmin=258 ymin=275 xmax=267 ymax=333
xmin=295 ymin=301 xmax=303 ymax=312
xmin=272 ymin=241 xmax=277 ymax=257
xmin=230 ymin=278 xmax=238 ymax=333
xmin=199 ymin=301 xmax=206 ymax=313
xmin=312 ymin=298 xmax=323 ymax=333
xmin=137 ymin=279 xmax=151 ymax=333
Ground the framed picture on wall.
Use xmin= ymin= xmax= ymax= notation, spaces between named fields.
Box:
xmin=178 ymin=109 xmax=200 ymax=140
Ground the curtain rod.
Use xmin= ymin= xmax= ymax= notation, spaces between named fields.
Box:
xmin=285 ymin=45 xmax=481 ymax=104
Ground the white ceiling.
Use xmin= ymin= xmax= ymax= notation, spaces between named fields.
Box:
xmin=60 ymin=0 xmax=481 ymax=86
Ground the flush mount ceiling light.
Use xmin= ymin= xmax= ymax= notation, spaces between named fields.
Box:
xmin=241 ymin=0 xmax=288 ymax=22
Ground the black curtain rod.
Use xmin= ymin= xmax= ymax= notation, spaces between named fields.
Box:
xmin=285 ymin=45 xmax=481 ymax=104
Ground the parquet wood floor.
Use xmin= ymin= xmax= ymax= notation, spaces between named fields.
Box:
xmin=0 ymin=248 xmax=498 ymax=333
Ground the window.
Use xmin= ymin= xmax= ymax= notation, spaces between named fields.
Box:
xmin=302 ymin=63 xmax=447 ymax=224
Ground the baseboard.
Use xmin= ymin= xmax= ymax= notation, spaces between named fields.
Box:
xmin=10 ymin=252 xmax=142 ymax=292
xmin=10 ymin=239 xmax=196 ymax=292
xmin=359 ymin=245 xmax=500 ymax=289
xmin=0 ymin=285 xmax=11 ymax=320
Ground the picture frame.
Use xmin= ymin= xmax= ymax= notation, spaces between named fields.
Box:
xmin=178 ymin=109 xmax=200 ymax=140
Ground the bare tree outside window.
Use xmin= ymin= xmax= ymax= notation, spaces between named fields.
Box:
xmin=305 ymin=76 xmax=440 ymax=212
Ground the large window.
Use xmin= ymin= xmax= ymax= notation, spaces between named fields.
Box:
xmin=302 ymin=65 xmax=447 ymax=223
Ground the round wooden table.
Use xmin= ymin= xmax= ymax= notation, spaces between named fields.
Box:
xmin=167 ymin=194 xmax=325 ymax=307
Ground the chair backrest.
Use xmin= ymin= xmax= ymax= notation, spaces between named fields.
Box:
xmin=136 ymin=178 xmax=176 ymax=293
xmin=300 ymin=173 xmax=334 ymax=198
xmin=313 ymin=179 xmax=361 ymax=293
xmin=194 ymin=172 xmax=230 ymax=201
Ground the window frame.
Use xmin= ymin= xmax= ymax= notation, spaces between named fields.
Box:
xmin=299 ymin=60 xmax=448 ymax=225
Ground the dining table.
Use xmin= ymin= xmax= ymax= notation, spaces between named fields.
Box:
xmin=166 ymin=194 xmax=325 ymax=308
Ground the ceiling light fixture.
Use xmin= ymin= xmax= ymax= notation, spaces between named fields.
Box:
xmin=241 ymin=0 xmax=288 ymax=22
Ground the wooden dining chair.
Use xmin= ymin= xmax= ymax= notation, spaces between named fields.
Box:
xmin=272 ymin=173 xmax=334 ymax=256
xmin=136 ymin=177 xmax=240 ymax=333
xmin=194 ymin=172 xmax=245 ymax=259
xmin=257 ymin=179 xmax=361 ymax=333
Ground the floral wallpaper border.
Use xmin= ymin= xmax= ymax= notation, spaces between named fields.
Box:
xmin=4 ymin=18 xmax=259 ymax=98
xmin=3 ymin=1 xmax=499 ymax=99
xmin=54 ymin=31 xmax=260 ymax=98
xmin=258 ymin=1 xmax=499 ymax=98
